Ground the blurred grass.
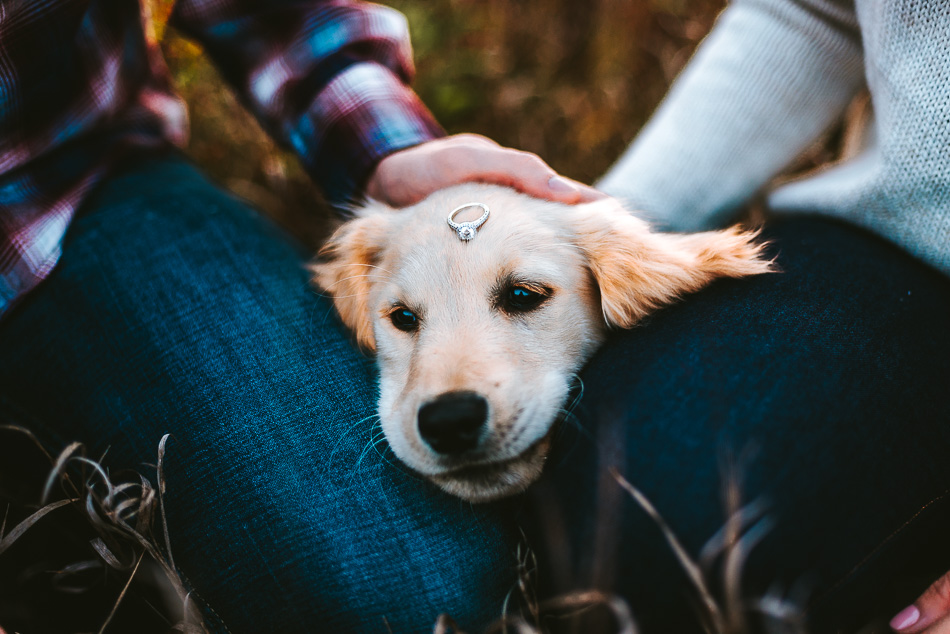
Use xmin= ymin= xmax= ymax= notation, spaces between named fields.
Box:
xmin=387 ymin=0 xmax=723 ymax=183
xmin=160 ymin=0 xmax=727 ymax=248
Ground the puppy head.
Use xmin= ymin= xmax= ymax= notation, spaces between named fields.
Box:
xmin=314 ymin=185 xmax=771 ymax=501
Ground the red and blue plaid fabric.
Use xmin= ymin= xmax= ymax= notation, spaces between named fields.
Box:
xmin=0 ymin=0 xmax=444 ymax=316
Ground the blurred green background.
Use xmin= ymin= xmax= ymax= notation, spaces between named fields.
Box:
xmin=160 ymin=0 xmax=727 ymax=246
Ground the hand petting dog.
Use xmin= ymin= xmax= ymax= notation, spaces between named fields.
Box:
xmin=366 ymin=133 xmax=606 ymax=208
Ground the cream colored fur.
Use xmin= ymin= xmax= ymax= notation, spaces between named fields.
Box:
xmin=313 ymin=184 xmax=772 ymax=502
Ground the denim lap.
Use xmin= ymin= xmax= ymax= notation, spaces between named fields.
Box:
xmin=3 ymin=153 xmax=950 ymax=633
xmin=0 ymin=152 xmax=518 ymax=633
xmin=527 ymin=215 xmax=950 ymax=633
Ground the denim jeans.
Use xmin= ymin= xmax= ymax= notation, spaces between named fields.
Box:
xmin=522 ymin=206 xmax=950 ymax=632
xmin=0 ymin=152 xmax=518 ymax=632
xmin=1 ymin=151 xmax=949 ymax=633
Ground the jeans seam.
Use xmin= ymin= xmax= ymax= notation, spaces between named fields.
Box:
xmin=820 ymin=488 xmax=950 ymax=600
xmin=176 ymin=567 xmax=234 ymax=634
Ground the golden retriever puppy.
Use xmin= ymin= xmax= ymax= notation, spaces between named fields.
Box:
xmin=313 ymin=184 xmax=771 ymax=502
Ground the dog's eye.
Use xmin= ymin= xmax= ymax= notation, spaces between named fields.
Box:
xmin=389 ymin=307 xmax=419 ymax=332
xmin=504 ymin=285 xmax=548 ymax=313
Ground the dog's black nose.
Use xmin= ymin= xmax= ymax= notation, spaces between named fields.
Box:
xmin=418 ymin=391 xmax=488 ymax=455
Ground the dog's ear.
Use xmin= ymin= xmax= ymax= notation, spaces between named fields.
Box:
xmin=570 ymin=199 xmax=774 ymax=328
xmin=311 ymin=205 xmax=393 ymax=351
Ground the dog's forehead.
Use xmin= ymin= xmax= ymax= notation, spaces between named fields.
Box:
xmin=400 ymin=184 xmax=567 ymax=247
xmin=374 ymin=185 xmax=584 ymax=300
xmin=405 ymin=186 xmax=568 ymax=259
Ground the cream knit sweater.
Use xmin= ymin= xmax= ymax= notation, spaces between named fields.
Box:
xmin=598 ymin=0 xmax=950 ymax=277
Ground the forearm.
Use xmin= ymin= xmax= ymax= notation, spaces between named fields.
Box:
xmin=598 ymin=0 xmax=865 ymax=230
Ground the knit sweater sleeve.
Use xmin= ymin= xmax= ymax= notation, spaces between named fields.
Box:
xmin=597 ymin=0 xmax=866 ymax=231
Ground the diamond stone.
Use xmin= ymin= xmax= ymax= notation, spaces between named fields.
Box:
xmin=458 ymin=225 xmax=476 ymax=240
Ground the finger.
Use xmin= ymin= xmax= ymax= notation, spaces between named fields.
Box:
xmin=475 ymin=149 xmax=585 ymax=204
xmin=367 ymin=135 xmax=604 ymax=207
xmin=556 ymin=175 xmax=610 ymax=202
xmin=365 ymin=137 xmax=503 ymax=207
xmin=891 ymin=572 xmax=950 ymax=633
xmin=439 ymin=145 xmax=600 ymax=205
xmin=443 ymin=133 xmax=500 ymax=148
xmin=923 ymin=612 xmax=950 ymax=634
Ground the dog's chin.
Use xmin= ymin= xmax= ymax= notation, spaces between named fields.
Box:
xmin=428 ymin=437 xmax=551 ymax=503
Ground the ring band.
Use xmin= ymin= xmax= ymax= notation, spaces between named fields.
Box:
xmin=447 ymin=203 xmax=490 ymax=241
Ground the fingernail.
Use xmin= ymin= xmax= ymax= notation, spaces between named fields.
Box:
xmin=890 ymin=605 xmax=920 ymax=631
xmin=548 ymin=176 xmax=578 ymax=193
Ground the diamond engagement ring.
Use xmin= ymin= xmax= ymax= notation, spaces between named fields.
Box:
xmin=447 ymin=203 xmax=490 ymax=241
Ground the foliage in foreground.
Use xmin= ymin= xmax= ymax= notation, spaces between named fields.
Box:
xmin=0 ymin=427 xmax=204 ymax=634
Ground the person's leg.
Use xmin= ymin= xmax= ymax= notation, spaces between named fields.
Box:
xmin=0 ymin=151 xmax=518 ymax=633
xmin=524 ymin=216 xmax=950 ymax=633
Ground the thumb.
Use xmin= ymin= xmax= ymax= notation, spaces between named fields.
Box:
xmin=542 ymin=175 xmax=608 ymax=203
xmin=487 ymin=157 xmax=606 ymax=204
xmin=891 ymin=572 xmax=950 ymax=632
xmin=923 ymin=613 xmax=950 ymax=634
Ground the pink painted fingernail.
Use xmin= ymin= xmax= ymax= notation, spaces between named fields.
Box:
xmin=548 ymin=176 xmax=578 ymax=193
xmin=890 ymin=605 xmax=920 ymax=631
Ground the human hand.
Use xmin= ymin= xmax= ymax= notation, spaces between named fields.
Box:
xmin=891 ymin=571 xmax=950 ymax=632
xmin=365 ymin=133 xmax=604 ymax=208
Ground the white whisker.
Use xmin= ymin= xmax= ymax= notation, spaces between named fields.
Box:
xmin=323 ymin=273 xmax=391 ymax=289
xmin=348 ymin=263 xmax=397 ymax=276
xmin=350 ymin=427 xmax=388 ymax=479
xmin=326 ymin=413 xmax=381 ymax=469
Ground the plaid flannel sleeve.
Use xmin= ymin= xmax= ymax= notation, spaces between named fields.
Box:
xmin=170 ymin=0 xmax=445 ymax=210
